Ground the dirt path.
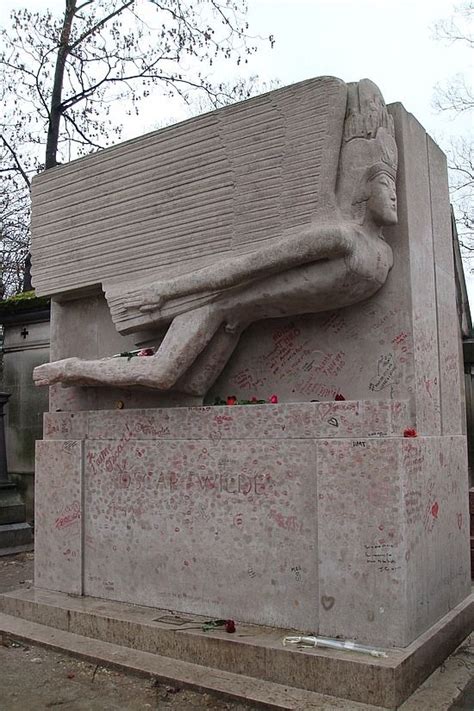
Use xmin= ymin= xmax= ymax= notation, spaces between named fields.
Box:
xmin=0 ymin=553 xmax=253 ymax=711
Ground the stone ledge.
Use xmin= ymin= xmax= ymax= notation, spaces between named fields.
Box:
xmin=0 ymin=587 xmax=472 ymax=708
xmin=44 ymin=399 xmax=412 ymax=441
xmin=0 ymin=609 xmax=364 ymax=711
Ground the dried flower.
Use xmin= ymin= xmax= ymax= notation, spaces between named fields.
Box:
xmin=138 ymin=348 xmax=155 ymax=357
xmin=334 ymin=393 xmax=345 ymax=401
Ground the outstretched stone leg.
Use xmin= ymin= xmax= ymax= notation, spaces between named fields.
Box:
xmin=33 ymin=306 xmax=224 ymax=390
xmin=150 ymin=305 xmax=224 ymax=389
xmin=176 ymin=323 xmax=246 ymax=396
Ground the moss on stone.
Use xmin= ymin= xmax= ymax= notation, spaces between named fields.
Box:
xmin=0 ymin=291 xmax=50 ymax=317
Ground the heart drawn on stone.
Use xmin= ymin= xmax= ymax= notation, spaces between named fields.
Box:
xmin=327 ymin=417 xmax=339 ymax=428
xmin=321 ymin=595 xmax=335 ymax=611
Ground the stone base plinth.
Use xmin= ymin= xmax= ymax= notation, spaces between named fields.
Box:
xmin=0 ymin=587 xmax=473 ymax=709
xmin=35 ymin=401 xmax=471 ymax=648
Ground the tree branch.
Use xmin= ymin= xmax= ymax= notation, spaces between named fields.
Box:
xmin=70 ymin=0 xmax=135 ymax=49
xmin=0 ymin=134 xmax=31 ymax=188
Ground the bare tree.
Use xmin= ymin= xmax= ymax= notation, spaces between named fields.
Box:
xmin=0 ymin=128 xmax=31 ymax=295
xmin=0 ymin=0 xmax=274 ymax=294
xmin=433 ymin=1 xmax=473 ymax=255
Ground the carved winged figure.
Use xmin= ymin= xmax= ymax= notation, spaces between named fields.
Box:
xmin=34 ymin=79 xmax=397 ymax=396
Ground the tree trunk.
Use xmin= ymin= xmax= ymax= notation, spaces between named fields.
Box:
xmin=44 ymin=0 xmax=76 ymax=169
xmin=25 ymin=1 xmax=76 ymax=290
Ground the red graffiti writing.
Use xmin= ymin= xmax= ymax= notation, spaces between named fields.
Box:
xmin=55 ymin=501 xmax=81 ymax=530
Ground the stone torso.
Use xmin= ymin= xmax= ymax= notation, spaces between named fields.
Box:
xmin=218 ymin=227 xmax=394 ymax=324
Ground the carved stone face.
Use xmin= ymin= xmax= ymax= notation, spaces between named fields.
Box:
xmin=367 ymin=172 xmax=397 ymax=226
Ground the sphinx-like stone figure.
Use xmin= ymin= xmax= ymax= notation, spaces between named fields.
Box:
xmin=33 ymin=78 xmax=397 ymax=395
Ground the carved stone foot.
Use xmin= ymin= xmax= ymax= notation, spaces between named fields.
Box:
xmin=33 ymin=358 xmax=82 ymax=387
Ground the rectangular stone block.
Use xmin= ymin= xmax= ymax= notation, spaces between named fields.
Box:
xmin=316 ymin=435 xmax=470 ymax=647
xmin=34 ymin=440 xmax=83 ymax=594
xmin=83 ymin=437 xmax=318 ymax=630
xmin=427 ymin=136 xmax=465 ymax=436
xmin=31 ymin=78 xmax=347 ymax=298
xmin=317 ymin=437 xmax=407 ymax=646
xmin=390 ymin=104 xmax=441 ymax=436
xmin=404 ymin=435 xmax=471 ymax=638
xmin=33 ymin=407 xmax=472 ymax=648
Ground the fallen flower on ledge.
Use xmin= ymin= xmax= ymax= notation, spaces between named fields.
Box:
xmin=112 ymin=350 xmax=140 ymax=360
xmin=201 ymin=618 xmax=236 ymax=633
xmin=334 ymin=393 xmax=346 ymax=401
xmin=225 ymin=620 xmax=236 ymax=633
xmin=403 ymin=428 xmax=417 ymax=438
xmin=112 ymin=347 xmax=156 ymax=360
xmin=215 ymin=395 xmax=280 ymax=406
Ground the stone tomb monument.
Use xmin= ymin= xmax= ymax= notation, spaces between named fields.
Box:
xmin=4 ymin=77 xmax=472 ymax=706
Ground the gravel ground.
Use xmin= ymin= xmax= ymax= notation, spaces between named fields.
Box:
xmin=0 ymin=553 xmax=255 ymax=711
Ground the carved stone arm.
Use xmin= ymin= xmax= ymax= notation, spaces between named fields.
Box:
xmin=125 ymin=222 xmax=354 ymax=313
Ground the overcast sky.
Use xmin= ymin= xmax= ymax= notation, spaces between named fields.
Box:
xmin=0 ymin=0 xmax=470 ymax=140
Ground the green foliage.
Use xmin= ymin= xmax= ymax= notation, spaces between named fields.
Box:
xmin=0 ymin=290 xmax=50 ymax=316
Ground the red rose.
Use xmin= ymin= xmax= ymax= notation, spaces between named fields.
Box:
xmin=225 ymin=619 xmax=236 ymax=633
xmin=138 ymin=348 xmax=155 ymax=357
xmin=403 ymin=428 xmax=417 ymax=438
xmin=269 ymin=394 xmax=278 ymax=404
xmin=226 ymin=395 xmax=237 ymax=406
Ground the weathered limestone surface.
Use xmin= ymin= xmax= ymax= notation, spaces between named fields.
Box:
xmin=34 ymin=439 xmax=82 ymax=594
xmin=209 ymin=104 xmax=459 ymax=432
xmin=36 ymin=404 xmax=470 ymax=646
xmin=33 ymin=77 xmax=400 ymax=395
xmin=31 ymin=92 xmax=462 ymax=434
xmin=30 ymin=77 xmax=471 ymax=665
xmin=31 ymin=77 xmax=348 ymax=298
xmin=44 ymin=399 xmax=411 ymax=441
